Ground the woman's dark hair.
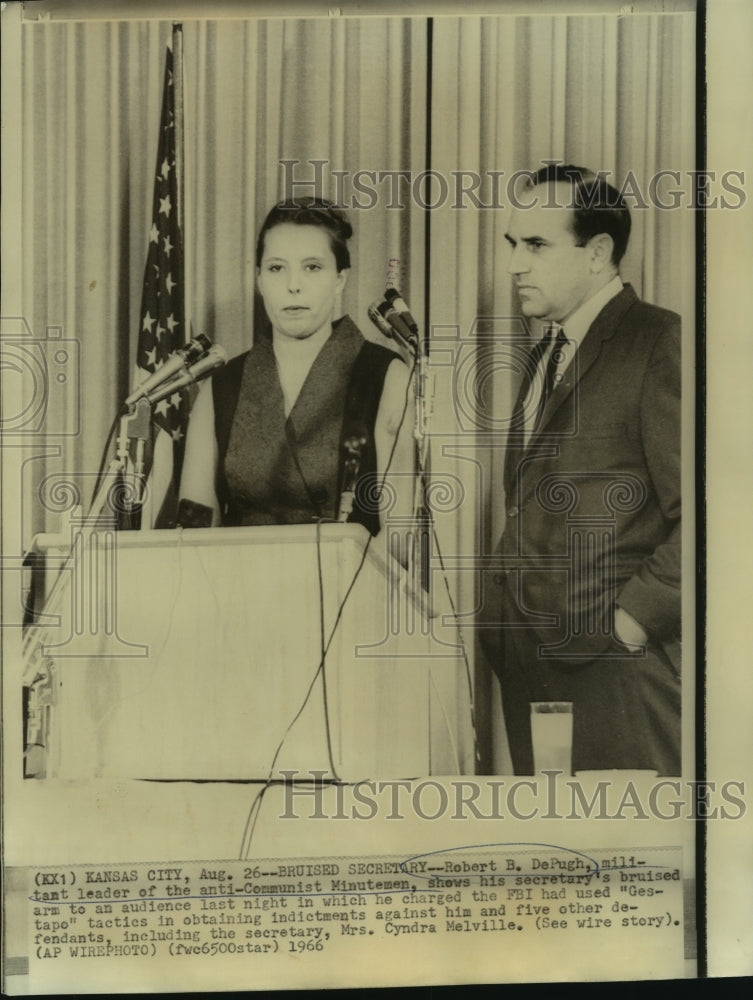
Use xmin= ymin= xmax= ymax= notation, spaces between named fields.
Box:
xmin=255 ymin=197 xmax=353 ymax=271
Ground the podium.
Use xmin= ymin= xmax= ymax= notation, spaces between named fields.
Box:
xmin=25 ymin=523 xmax=474 ymax=780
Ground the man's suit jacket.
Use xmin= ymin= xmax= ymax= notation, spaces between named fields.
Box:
xmin=479 ymin=284 xmax=682 ymax=773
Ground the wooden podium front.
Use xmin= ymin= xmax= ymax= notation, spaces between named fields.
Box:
xmin=28 ymin=524 xmax=473 ymax=780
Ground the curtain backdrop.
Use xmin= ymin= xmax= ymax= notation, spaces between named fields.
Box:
xmin=13 ymin=10 xmax=695 ymax=770
xmin=18 ymin=16 xmax=427 ymax=540
xmin=428 ymin=13 xmax=696 ymax=770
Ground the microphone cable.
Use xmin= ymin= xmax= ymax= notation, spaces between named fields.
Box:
xmin=90 ymin=408 xmax=127 ymax=514
xmin=428 ymin=518 xmax=480 ymax=772
xmin=238 ymin=354 xmax=417 ymax=859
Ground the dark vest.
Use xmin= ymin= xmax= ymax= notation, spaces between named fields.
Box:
xmin=212 ymin=316 xmax=397 ymax=536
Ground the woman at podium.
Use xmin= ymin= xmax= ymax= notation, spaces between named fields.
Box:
xmin=178 ymin=197 xmax=413 ymax=535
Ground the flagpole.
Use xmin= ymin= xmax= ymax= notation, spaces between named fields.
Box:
xmin=172 ymin=23 xmax=184 ymax=239
xmin=131 ymin=29 xmax=190 ymax=529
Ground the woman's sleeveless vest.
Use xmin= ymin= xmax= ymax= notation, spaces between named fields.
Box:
xmin=212 ymin=316 xmax=397 ymax=536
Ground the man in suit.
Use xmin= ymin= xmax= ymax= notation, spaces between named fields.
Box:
xmin=480 ymin=164 xmax=681 ymax=775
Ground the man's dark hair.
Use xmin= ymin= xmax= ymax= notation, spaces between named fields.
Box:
xmin=526 ymin=163 xmax=631 ymax=265
xmin=255 ymin=196 xmax=353 ymax=271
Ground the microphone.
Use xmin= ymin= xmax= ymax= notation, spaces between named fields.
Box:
xmin=377 ymin=300 xmax=418 ymax=348
xmin=125 ymin=334 xmax=212 ymax=406
xmin=368 ymin=301 xmax=396 ymax=341
xmin=384 ymin=288 xmax=419 ymax=335
xmin=145 ymin=345 xmax=227 ymax=406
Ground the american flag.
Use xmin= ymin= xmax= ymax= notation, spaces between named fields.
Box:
xmin=132 ymin=37 xmax=188 ymax=528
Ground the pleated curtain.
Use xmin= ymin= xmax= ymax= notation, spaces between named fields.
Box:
xmin=10 ymin=9 xmax=695 ymax=769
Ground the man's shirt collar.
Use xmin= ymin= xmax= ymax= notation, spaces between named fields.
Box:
xmin=560 ymin=274 xmax=623 ymax=349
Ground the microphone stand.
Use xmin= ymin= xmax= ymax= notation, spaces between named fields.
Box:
xmin=22 ymin=398 xmax=153 ymax=680
xmin=21 ymin=340 xmax=226 ymax=773
xmin=23 ymin=339 xmax=225 ymax=663
xmin=385 ymin=322 xmax=432 ymax=603
xmin=366 ymin=301 xmax=433 ymax=613
xmin=412 ymin=332 xmax=432 ymax=600
xmin=115 ymin=399 xmax=153 ymax=528
xmin=21 ymin=396 xmax=158 ymax=774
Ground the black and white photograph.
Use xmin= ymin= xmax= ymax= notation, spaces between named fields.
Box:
xmin=1 ymin=0 xmax=751 ymax=991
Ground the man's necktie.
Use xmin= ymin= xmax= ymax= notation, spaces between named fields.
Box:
xmin=509 ymin=323 xmax=558 ymax=437
xmin=533 ymin=323 xmax=566 ymax=434
xmin=505 ymin=323 xmax=564 ymax=491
